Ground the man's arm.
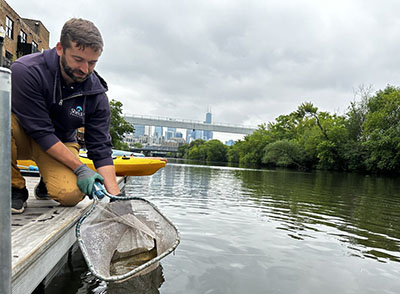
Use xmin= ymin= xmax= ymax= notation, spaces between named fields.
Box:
xmin=97 ymin=165 xmax=120 ymax=195
xmin=47 ymin=141 xmax=120 ymax=195
xmin=46 ymin=141 xmax=83 ymax=170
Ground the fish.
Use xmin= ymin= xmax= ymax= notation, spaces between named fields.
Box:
xmin=110 ymin=240 xmax=158 ymax=276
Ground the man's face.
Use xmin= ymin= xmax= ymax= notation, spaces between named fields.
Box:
xmin=56 ymin=41 xmax=102 ymax=84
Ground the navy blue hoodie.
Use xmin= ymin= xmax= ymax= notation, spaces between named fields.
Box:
xmin=11 ymin=48 xmax=113 ymax=168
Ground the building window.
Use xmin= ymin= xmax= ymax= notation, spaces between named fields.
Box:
xmin=5 ymin=16 xmax=14 ymax=39
xmin=4 ymin=50 xmax=13 ymax=68
xmin=5 ymin=50 xmax=13 ymax=59
xmin=32 ymin=41 xmax=38 ymax=52
xmin=19 ymin=30 xmax=27 ymax=43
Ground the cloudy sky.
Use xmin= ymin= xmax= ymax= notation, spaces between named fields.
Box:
xmin=6 ymin=0 xmax=400 ymax=140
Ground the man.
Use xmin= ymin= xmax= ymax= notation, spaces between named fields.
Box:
xmin=11 ymin=18 xmax=120 ymax=214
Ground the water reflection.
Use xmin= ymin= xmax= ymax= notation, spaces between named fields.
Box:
xmin=44 ymin=247 xmax=165 ymax=294
xmin=134 ymin=163 xmax=400 ymax=264
xmin=232 ymin=168 xmax=400 ymax=263
xmin=107 ymin=265 xmax=164 ymax=294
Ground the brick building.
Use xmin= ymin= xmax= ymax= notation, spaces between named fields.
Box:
xmin=0 ymin=0 xmax=49 ymax=67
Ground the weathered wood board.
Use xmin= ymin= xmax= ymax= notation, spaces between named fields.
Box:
xmin=11 ymin=176 xmax=125 ymax=294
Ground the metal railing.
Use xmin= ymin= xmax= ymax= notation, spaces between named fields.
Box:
xmin=0 ymin=67 xmax=12 ymax=294
xmin=124 ymin=113 xmax=258 ymax=135
xmin=124 ymin=113 xmax=257 ymax=129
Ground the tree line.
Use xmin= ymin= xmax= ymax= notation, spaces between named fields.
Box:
xmin=179 ymin=85 xmax=400 ymax=174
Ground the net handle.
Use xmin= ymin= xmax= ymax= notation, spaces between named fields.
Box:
xmin=93 ymin=181 xmax=142 ymax=201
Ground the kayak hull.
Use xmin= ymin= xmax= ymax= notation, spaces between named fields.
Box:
xmin=17 ymin=156 xmax=166 ymax=177
xmin=81 ymin=156 xmax=166 ymax=176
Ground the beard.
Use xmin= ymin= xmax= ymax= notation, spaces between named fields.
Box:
xmin=61 ymin=54 xmax=92 ymax=83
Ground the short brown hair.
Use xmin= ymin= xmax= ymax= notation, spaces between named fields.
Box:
xmin=60 ymin=18 xmax=103 ymax=51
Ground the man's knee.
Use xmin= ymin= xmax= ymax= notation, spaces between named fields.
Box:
xmin=50 ymin=187 xmax=85 ymax=206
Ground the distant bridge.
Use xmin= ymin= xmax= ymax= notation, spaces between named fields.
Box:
xmin=124 ymin=114 xmax=257 ymax=135
xmin=131 ymin=145 xmax=178 ymax=153
xmin=130 ymin=145 xmax=179 ymax=156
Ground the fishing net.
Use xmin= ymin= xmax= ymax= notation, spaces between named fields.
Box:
xmin=76 ymin=184 xmax=180 ymax=282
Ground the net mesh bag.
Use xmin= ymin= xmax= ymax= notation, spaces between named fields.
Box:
xmin=77 ymin=198 xmax=180 ymax=282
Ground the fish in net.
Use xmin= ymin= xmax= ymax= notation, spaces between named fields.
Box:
xmin=76 ymin=183 xmax=180 ymax=282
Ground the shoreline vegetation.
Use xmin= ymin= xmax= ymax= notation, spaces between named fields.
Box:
xmin=174 ymin=85 xmax=400 ymax=175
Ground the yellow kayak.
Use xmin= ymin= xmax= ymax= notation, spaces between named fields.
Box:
xmin=17 ymin=155 xmax=166 ymax=177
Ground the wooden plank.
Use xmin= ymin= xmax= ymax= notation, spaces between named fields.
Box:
xmin=11 ymin=202 xmax=91 ymax=278
xmin=11 ymin=176 xmax=126 ymax=294
xmin=11 ymin=223 xmax=77 ymax=294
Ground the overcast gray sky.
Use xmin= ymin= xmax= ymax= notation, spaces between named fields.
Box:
xmin=6 ymin=0 xmax=400 ymax=140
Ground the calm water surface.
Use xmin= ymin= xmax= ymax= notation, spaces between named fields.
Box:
xmin=47 ymin=163 xmax=400 ymax=294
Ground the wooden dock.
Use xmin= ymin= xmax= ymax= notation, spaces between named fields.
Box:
xmin=11 ymin=176 xmax=126 ymax=294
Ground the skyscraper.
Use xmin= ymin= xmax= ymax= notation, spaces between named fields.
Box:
xmin=133 ymin=125 xmax=145 ymax=137
xmin=186 ymin=129 xmax=202 ymax=142
xmin=166 ymin=127 xmax=177 ymax=140
xmin=154 ymin=126 xmax=163 ymax=138
xmin=203 ymin=108 xmax=213 ymax=141
xmin=194 ymin=129 xmax=203 ymax=140
xmin=186 ymin=129 xmax=194 ymax=143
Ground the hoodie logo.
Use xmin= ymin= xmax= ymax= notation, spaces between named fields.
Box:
xmin=70 ymin=106 xmax=85 ymax=118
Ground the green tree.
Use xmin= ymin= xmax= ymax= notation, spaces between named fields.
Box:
xmin=205 ymin=139 xmax=228 ymax=162
xmin=184 ymin=139 xmax=206 ymax=159
xmin=177 ymin=144 xmax=190 ymax=158
xmin=227 ymin=140 xmax=242 ymax=163
xmin=294 ymin=103 xmax=349 ymax=170
xmin=262 ymin=139 xmax=306 ymax=169
xmin=296 ymin=102 xmax=328 ymax=140
xmin=362 ymin=85 xmax=400 ymax=172
xmin=268 ymin=113 xmax=299 ymax=141
xmin=189 ymin=139 xmax=206 ymax=147
xmin=179 ymin=139 xmax=228 ymax=162
xmin=109 ymin=99 xmax=134 ymax=151
xmin=346 ymin=85 xmax=372 ymax=141
xmin=187 ymin=145 xmax=207 ymax=160
xmin=233 ymin=124 xmax=272 ymax=166
xmin=341 ymin=86 xmax=372 ymax=171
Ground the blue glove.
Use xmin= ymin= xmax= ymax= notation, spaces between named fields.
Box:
xmin=73 ymin=164 xmax=104 ymax=197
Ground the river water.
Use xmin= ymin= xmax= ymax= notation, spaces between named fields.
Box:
xmin=46 ymin=162 xmax=400 ymax=294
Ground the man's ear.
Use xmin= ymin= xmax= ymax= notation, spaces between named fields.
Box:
xmin=56 ymin=42 xmax=63 ymax=57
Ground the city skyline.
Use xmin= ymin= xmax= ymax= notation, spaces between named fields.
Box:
xmin=126 ymin=110 xmax=244 ymax=145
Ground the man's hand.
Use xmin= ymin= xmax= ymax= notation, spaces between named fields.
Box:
xmin=74 ymin=164 xmax=104 ymax=197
